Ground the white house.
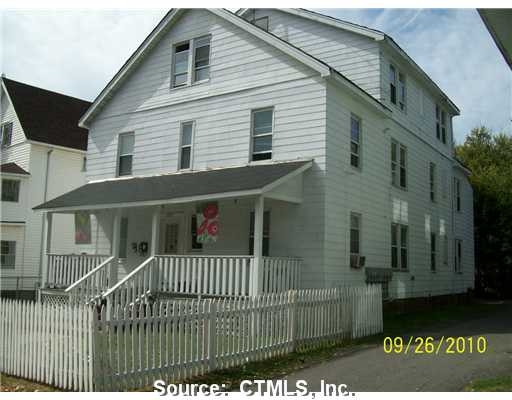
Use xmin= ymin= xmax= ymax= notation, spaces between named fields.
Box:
xmin=34 ymin=9 xmax=474 ymax=305
xmin=0 ymin=77 xmax=91 ymax=297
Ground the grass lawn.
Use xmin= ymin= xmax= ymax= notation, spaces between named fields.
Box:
xmin=465 ymin=376 xmax=512 ymax=392
xmin=0 ymin=374 xmax=59 ymax=392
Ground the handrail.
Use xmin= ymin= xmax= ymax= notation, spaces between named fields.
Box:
xmin=102 ymin=256 xmax=155 ymax=298
xmin=65 ymin=256 xmax=115 ymax=292
xmin=155 ymin=254 xmax=254 ymax=259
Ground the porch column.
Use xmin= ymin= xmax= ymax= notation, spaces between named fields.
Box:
xmin=150 ymin=206 xmax=161 ymax=256
xmin=252 ymin=195 xmax=265 ymax=296
xmin=40 ymin=211 xmax=53 ymax=288
xmin=110 ymin=209 xmax=122 ymax=285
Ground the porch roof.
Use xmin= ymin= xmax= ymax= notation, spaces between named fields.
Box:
xmin=34 ymin=160 xmax=312 ymax=212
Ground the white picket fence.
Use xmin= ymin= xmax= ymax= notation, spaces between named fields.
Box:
xmin=0 ymin=285 xmax=382 ymax=392
xmin=0 ymin=299 xmax=95 ymax=391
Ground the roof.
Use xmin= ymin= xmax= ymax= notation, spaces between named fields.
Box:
xmin=1 ymin=78 xmax=91 ymax=151
xmin=79 ymin=8 xmax=389 ymax=128
xmin=34 ymin=160 xmax=312 ymax=211
xmin=479 ymin=9 xmax=512 ymax=69
xmin=237 ymin=8 xmax=460 ymax=115
xmin=0 ymin=162 xmax=30 ymax=175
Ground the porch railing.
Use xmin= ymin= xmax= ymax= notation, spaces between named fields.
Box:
xmin=45 ymin=254 xmax=110 ymax=289
xmin=65 ymin=256 xmax=115 ymax=304
xmin=262 ymin=256 xmax=301 ymax=293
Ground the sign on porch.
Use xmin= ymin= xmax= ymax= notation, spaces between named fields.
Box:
xmin=196 ymin=202 xmax=219 ymax=243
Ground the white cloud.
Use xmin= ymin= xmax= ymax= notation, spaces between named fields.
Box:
xmin=1 ymin=8 xmax=510 ymax=141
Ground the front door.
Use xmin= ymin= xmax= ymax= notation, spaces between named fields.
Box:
xmin=160 ymin=214 xmax=184 ymax=254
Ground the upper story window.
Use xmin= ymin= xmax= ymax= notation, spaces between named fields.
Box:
xmin=454 ymin=177 xmax=461 ymax=211
xmin=429 ymin=162 xmax=437 ymax=202
xmin=117 ymin=132 xmax=134 ymax=177
xmin=82 ymin=156 xmax=87 ymax=172
xmin=0 ymin=240 xmax=16 ymax=269
xmin=251 ymin=108 xmax=273 ymax=161
xmin=1 ymin=122 xmax=13 ymax=148
xmin=1 ymin=179 xmax=20 ymax=202
xmin=172 ymin=35 xmax=211 ymax=88
xmin=350 ymin=114 xmax=361 ymax=169
xmin=391 ymin=223 xmax=408 ymax=270
xmin=430 ymin=232 xmax=437 ymax=272
xmin=350 ymin=212 xmax=362 ymax=268
xmin=179 ymin=121 xmax=194 ymax=170
xmin=389 ymin=64 xmax=406 ymax=111
xmin=389 ymin=65 xmax=397 ymax=105
xmin=391 ymin=140 xmax=407 ymax=189
xmin=436 ymin=105 xmax=447 ymax=144
xmin=398 ymin=72 xmax=406 ymax=111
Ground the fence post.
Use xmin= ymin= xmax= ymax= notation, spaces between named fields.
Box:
xmin=208 ymin=300 xmax=217 ymax=372
xmin=289 ymin=290 xmax=297 ymax=352
xmin=91 ymin=305 xmax=103 ymax=391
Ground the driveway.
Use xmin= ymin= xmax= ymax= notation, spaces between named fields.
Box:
xmin=285 ymin=302 xmax=512 ymax=392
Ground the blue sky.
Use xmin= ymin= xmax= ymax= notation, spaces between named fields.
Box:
xmin=1 ymin=8 xmax=510 ymax=142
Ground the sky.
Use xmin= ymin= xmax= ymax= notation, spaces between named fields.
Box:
xmin=1 ymin=8 xmax=510 ymax=142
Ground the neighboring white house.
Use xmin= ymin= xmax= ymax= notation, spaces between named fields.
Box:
xmin=34 ymin=8 xmax=474 ymax=303
xmin=0 ymin=77 xmax=91 ymax=297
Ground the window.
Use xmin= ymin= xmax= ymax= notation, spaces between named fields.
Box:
xmin=454 ymin=239 xmax=462 ymax=273
xmin=454 ymin=177 xmax=461 ymax=211
xmin=179 ymin=121 xmax=194 ymax=170
xmin=172 ymin=35 xmax=211 ymax=88
xmin=1 ymin=122 xmax=13 ymax=148
xmin=82 ymin=156 xmax=87 ymax=172
xmin=190 ymin=214 xmax=203 ymax=250
xmin=429 ymin=162 xmax=436 ymax=202
xmin=251 ymin=108 xmax=273 ymax=161
xmin=350 ymin=114 xmax=361 ymax=169
xmin=0 ymin=241 xmax=16 ymax=269
xmin=1 ymin=179 xmax=20 ymax=202
xmin=117 ymin=133 xmax=134 ymax=176
xmin=398 ymin=72 xmax=406 ymax=111
xmin=443 ymin=234 xmax=449 ymax=266
xmin=172 ymin=42 xmax=190 ymax=87
xmin=193 ymin=35 xmax=211 ymax=82
xmin=436 ymin=105 xmax=447 ymax=143
xmin=350 ymin=213 xmax=361 ymax=268
xmin=430 ymin=232 xmax=437 ymax=272
xmin=253 ymin=16 xmax=269 ymax=31
xmin=249 ymin=210 xmax=270 ymax=256
xmin=119 ymin=217 xmax=128 ymax=259
xmin=391 ymin=223 xmax=408 ymax=270
xmin=391 ymin=140 xmax=407 ymax=188
xmin=389 ymin=65 xmax=397 ymax=104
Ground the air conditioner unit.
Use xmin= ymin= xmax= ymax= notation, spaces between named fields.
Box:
xmin=350 ymin=255 xmax=366 ymax=269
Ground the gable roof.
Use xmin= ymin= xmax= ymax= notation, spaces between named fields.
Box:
xmin=79 ymin=8 xmax=389 ymax=128
xmin=1 ymin=78 xmax=91 ymax=151
xmin=0 ymin=162 xmax=30 ymax=176
xmin=237 ymin=8 xmax=460 ymax=115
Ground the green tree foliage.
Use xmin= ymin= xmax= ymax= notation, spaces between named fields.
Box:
xmin=455 ymin=127 xmax=512 ymax=298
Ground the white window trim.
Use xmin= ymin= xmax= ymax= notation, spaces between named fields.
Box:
xmin=430 ymin=232 xmax=437 ymax=272
xmin=0 ymin=240 xmax=16 ymax=269
xmin=250 ymin=107 xmax=274 ymax=162
xmin=429 ymin=162 xmax=437 ymax=202
xmin=171 ymin=35 xmax=211 ymax=89
xmin=391 ymin=222 xmax=408 ymax=270
xmin=116 ymin=132 xmax=134 ymax=177
xmin=350 ymin=212 xmax=362 ymax=268
xmin=391 ymin=139 xmax=407 ymax=189
xmin=1 ymin=178 xmax=20 ymax=203
xmin=178 ymin=120 xmax=195 ymax=171
xmin=454 ymin=177 xmax=461 ymax=212
xmin=389 ymin=64 xmax=397 ymax=105
xmin=398 ymin=72 xmax=406 ymax=111
xmin=1 ymin=122 xmax=13 ymax=148
xmin=350 ymin=113 xmax=362 ymax=170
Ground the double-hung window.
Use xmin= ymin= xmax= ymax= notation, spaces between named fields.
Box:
xmin=430 ymin=232 xmax=437 ymax=272
xmin=429 ymin=162 xmax=437 ymax=202
xmin=389 ymin=65 xmax=397 ymax=105
xmin=117 ymin=133 xmax=134 ymax=177
xmin=454 ymin=177 xmax=461 ymax=211
xmin=391 ymin=140 xmax=407 ymax=189
xmin=454 ymin=239 xmax=462 ymax=273
xmin=251 ymin=108 xmax=273 ymax=161
xmin=172 ymin=35 xmax=211 ymax=88
xmin=1 ymin=122 xmax=13 ymax=148
xmin=0 ymin=240 xmax=16 ymax=269
xmin=398 ymin=72 xmax=406 ymax=111
xmin=179 ymin=121 xmax=194 ymax=170
xmin=350 ymin=114 xmax=361 ymax=169
xmin=391 ymin=223 xmax=408 ymax=270
xmin=1 ymin=179 xmax=20 ymax=202
xmin=436 ymin=105 xmax=447 ymax=143
xmin=350 ymin=213 xmax=362 ymax=268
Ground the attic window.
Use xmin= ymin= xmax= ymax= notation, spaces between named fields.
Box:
xmin=1 ymin=122 xmax=13 ymax=148
xmin=252 ymin=16 xmax=269 ymax=31
xmin=172 ymin=35 xmax=211 ymax=88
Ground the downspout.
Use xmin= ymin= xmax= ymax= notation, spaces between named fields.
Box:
xmin=38 ymin=149 xmax=53 ymax=286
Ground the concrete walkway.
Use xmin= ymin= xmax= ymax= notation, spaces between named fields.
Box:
xmin=285 ymin=302 xmax=512 ymax=392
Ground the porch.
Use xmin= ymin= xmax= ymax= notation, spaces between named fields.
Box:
xmin=35 ymin=161 xmax=311 ymax=304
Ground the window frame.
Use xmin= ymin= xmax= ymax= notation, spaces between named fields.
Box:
xmin=429 ymin=162 xmax=437 ymax=202
xmin=117 ymin=132 xmax=135 ymax=177
xmin=454 ymin=238 xmax=462 ymax=273
xmin=171 ymin=35 xmax=211 ymax=89
xmin=454 ymin=177 xmax=461 ymax=212
xmin=350 ymin=113 xmax=362 ymax=170
xmin=1 ymin=122 xmax=13 ymax=148
xmin=398 ymin=72 xmax=406 ymax=111
xmin=389 ymin=64 xmax=397 ymax=105
xmin=178 ymin=121 xmax=195 ymax=170
xmin=391 ymin=139 xmax=407 ymax=189
xmin=391 ymin=223 xmax=408 ymax=270
xmin=0 ymin=240 xmax=16 ymax=269
xmin=1 ymin=179 xmax=20 ymax=202
xmin=249 ymin=210 xmax=270 ymax=256
xmin=350 ymin=212 xmax=362 ymax=268
xmin=250 ymin=107 xmax=274 ymax=162
xmin=430 ymin=232 xmax=437 ymax=272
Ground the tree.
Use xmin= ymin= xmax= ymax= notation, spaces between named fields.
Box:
xmin=455 ymin=127 xmax=512 ymax=298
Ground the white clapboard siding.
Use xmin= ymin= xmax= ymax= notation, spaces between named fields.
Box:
xmin=0 ymin=299 xmax=94 ymax=391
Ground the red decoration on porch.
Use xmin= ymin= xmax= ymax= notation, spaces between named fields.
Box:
xmin=197 ymin=219 xmax=209 ymax=235
xmin=207 ymin=220 xmax=219 ymax=235
xmin=197 ymin=202 xmax=219 ymax=243
xmin=203 ymin=203 xmax=218 ymax=219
